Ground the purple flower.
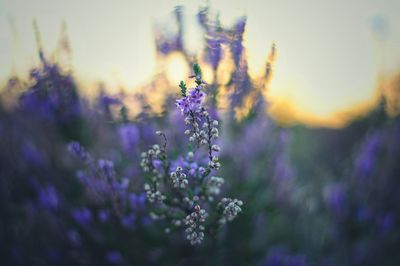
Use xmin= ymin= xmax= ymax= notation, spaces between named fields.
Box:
xmin=129 ymin=193 xmax=146 ymax=210
xmin=112 ymin=177 xmax=129 ymax=193
xmin=263 ymin=248 xmax=307 ymax=266
xmin=38 ymin=185 xmax=59 ymax=210
xmin=175 ymin=96 xmax=190 ymax=114
xmin=356 ymin=206 xmax=372 ymax=222
xmin=98 ymin=159 xmax=115 ymax=180
xmin=98 ymin=209 xmax=110 ymax=222
xmin=176 ymin=86 xmax=206 ymax=114
xmin=67 ymin=229 xmax=81 ymax=246
xmin=68 ymin=141 xmax=90 ymax=162
xmin=324 ymin=183 xmax=346 ymax=218
xmin=152 ymin=159 xmax=163 ymax=169
xmin=118 ymin=124 xmax=139 ymax=153
xmin=21 ymin=141 xmax=45 ymax=167
xmin=98 ymin=91 xmax=122 ymax=108
xmin=72 ymin=208 xmax=92 ymax=225
xmin=354 ymin=132 xmax=382 ymax=180
xmin=121 ymin=213 xmax=136 ymax=229
xmin=197 ymin=7 xmax=209 ymax=27
xmin=105 ymin=250 xmax=123 ymax=264
xmin=230 ymin=17 xmax=246 ymax=64
xmin=379 ymin=213 xmax=395 ymax=234
xmin=205 ymin=29 xmax=223 ymax=70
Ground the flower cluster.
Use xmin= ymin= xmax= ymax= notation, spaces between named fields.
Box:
xmin=68 ymin=141 xmax=145 ymax=227
xmin=184 ymin=205 xmax=208 ymax=245
xmin=176 ymin=84 xmax=207 ymax=115
xmin=205 ymin=176 xmax=224 ymax=197
xmin=144 ymin=183 xmax=166 ymax=203
xmin=141 ymin=64 xmax=243 ymax=245
xmin=218 ymin=198 xmax=243 ymax=224
xmin=170 ymin=166 xmax=189 ymax=189
xmin=140 ymin=144 xmax=163 ymax=174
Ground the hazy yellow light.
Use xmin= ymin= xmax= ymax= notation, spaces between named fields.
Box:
xmin=165 ymin=53 xmax=189 ymax=86
xmin=1 ymin=0 xmax=400 ymax=127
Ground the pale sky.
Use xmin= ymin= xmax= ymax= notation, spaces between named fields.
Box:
xmin=1 ymin=0 xmax=400 ymax=118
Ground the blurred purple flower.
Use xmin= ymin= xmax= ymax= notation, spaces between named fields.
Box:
xmin=263 ymin=248 xmax=307 ymax=266
xmin=98 ymin=209 xmax=110 ymax=222
xmin=72 ymin=208 xmax=92 ymax=225
xmin=197 ymin=7 xmax=209 ymax=27
xmin=354 ymin=132 xmax=382 ymax=180
xmin=98 ymin=159 xmax=115 ymax=180
xmin=129 ymin=193 xmax=146 ymax=210
xmin=230 ymin=17 xmax=246 ymax=65
xmin=118 ymin=124 xmax=139 ymax=153
xmin=205 ymin=29 xmax=223 ymax=70
xmin=325 ymin=183 xmax=346 ymax=218
xmin=67 ymin=229 xmax=81 ymax=246
xmin=68 ymin=141 xmax=90 ymax=162
xmin=21 ymin=141 xmax=45 ymax=167
xmin=356 ymin=206 xmax=372 ymax=223
xmin=121 ymin=213 xmax=136 ymax=229
xmin=379 ymin=213 xmax=395 ymax=234
xmin=105 ymin=250 xmax=123 ymax=264
xmin=38 ymin=185 xmax=59 ymax=210
xmin=152 ymin=159 xmax=163 ymax=169
xmin=45 ymin=248 xmax=61 ymax=262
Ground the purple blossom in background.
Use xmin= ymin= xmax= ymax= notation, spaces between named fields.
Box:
xmin=118 ymin=123 xmax=139 ymax=154
xmin=197 ymin=7 xmax=209 ymax=27
xmin=356 ymin=206 xmax=372 ymax=223
xmin=228 ymin=58 xmax=253 ymax=114
xmin=76 ymin=170 xmax=110 ymax=196
xmin=325 ymin=183 xmax=346 ymax=218
xmin=67 ymin=229 xmax=81 ymax=246
xmin=154 ymin=6 xmax=183 ymax=55
xmin=99 ymin=94 xmax=122 ymax=106
xmin=129 ymin=193 xmax=146 ymax=210
xmin=98 ymin=159 xmax=115 ymax=180
xmin=121 ymin=213 xmax=136 ymax=229
xmin=105 ymin=250 xmax=123 ymax=264
xmin=205 ymin=28 xmax=223 ymax=71
xmin=98 ymin=90 xmax=122 ymax=116
xmin=72 ymin=208 xmax=92 ymax=225
xmin=229 ymin=17 xmax=246 ymax=65
xmin=68 ymin=141 xmax=90 ymax=162
xmin=152 ymin=159 xmax=162 ymax=169
xmin=38 ymin=185 xmax=59 ymax=210
xmin=263 ymin=248 xmax=307 ymax=266
xmin=97 ymin=209 xmax=110 ymax=222
xmin=273 ymin=154 xmax=293 ymax=182
xmin=378 ymin=213 xmax=395 ymax=234
xmin=354 ymin=131 xmax=382 ymax=180
xmin=21 ymin=141 xmax=46 ymax=167
xmin=18 ymin=57 xmax=82 ymax=128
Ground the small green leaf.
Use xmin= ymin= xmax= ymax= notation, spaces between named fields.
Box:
xmin=193 ymin=63 xmax=202 ymax=77
xmin=179 ymin=81 xmax=187 ymax=96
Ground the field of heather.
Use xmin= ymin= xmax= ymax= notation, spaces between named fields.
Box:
xmin=1 ymin=2 xmax=400 ymax=266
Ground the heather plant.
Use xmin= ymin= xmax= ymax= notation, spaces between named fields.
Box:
xmin=141 ymin=64 xmax=243 ymax=245
xmin=1 ymin=4 xmax=400 ymax=266
xmin=67 ymin=140 xmax=146 ymax=228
